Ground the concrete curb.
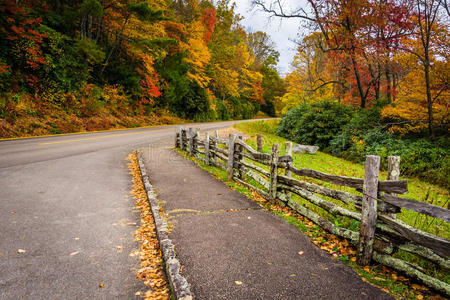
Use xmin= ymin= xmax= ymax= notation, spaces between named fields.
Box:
xmin=136 ymin=150 xmax=193 ymax=300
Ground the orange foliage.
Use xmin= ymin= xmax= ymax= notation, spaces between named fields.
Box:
xmin=201 ymin=8 xmax=217 ymax=43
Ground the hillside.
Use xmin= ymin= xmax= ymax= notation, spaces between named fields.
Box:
xmin=0 ymin=0 xmax=284 ymax=138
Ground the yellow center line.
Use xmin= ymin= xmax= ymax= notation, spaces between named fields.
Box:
xmin=38 ymin=129 xmax=170 ymax=145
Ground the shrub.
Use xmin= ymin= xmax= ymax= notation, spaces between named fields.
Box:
xmin=277 ymin=101 xmax=355 ymax=150
xmin=277 ymin=101 xmax=449 ymax=188
xmin=329 ymin=109 xmax=450 ymax=188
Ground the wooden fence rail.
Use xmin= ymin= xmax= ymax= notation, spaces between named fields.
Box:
xmin=175 ymin=127 xmax=450 ymax=295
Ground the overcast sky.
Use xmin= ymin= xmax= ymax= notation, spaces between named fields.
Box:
xmin=233 ymin=0 xmax=306 ymax=76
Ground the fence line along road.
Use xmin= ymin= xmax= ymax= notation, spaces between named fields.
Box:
xmin=175 ymin=127 xmax=450 ymax=296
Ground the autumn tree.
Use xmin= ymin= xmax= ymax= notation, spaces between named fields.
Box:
xmin=401 ymin=0 xmax=448 ymax=139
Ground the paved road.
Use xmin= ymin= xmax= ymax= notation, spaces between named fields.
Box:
xmin=0 ymin=121 xmax=242 ymax=299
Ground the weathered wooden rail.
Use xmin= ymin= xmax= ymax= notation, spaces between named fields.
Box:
xmin=175 ymin=127 xmax=450 ymax=295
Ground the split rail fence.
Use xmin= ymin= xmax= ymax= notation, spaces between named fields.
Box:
xmin=175 ymin=127 xmax=450 ymax=295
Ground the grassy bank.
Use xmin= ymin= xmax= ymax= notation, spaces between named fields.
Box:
xmin=175 ymin=143 xmax=446 ymax=299
xmin=234 ymin=120 xmax=449 ymax=239
xmin=173 ymin=120 xmax=449 ymax=297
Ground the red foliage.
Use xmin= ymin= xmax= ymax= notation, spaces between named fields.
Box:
xmin=0 ymin=63 xmax=9 ymax=73
xmin=1 ymin=0 xmax=48 ymax=74
xmin=140 ymin=73 xmax=161 ymax=105
xmin=163 ymin=21 xmax=187 ymax=54
xmin=201 ymin=8 xmax=217 ymax=43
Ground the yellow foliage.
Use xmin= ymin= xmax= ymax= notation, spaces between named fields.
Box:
xmin=184 ymin=20 xmax=211 ymax=87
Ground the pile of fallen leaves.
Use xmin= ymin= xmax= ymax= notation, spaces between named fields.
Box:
xmin=128 ymin=152 xmax=171 ymax=300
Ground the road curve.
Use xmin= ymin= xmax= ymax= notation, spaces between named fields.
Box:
xmin=0 ymin=120 xmax=244 ymax=299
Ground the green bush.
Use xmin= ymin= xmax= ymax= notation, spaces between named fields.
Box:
xmin=277 ymin=101 xmax=449 ymax=188
xmin=329 ymin=108 xmax=450 ymax=189
xmin=277 ymin=101 xmax=355 ymax=150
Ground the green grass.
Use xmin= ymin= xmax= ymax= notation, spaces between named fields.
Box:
xmin=176 ymin=120 xmax=449 ymax=297
xmin=235 ymin=121 xmax=449 ymax=240
xmin=233 ymin=120 xmax=449 ymax=287
xmin=175 ymin=148 xmax=438 ymax=299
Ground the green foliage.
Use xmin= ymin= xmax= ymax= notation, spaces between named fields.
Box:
xmin=260 ymin=58 xmax=285 ymax=117
xmin=81 ymin=0 xmax=104 ymax=17
xmin=127 ymin=2 xmax=167 ymax=22
xmin=76 ymin=38 xmax=105 ymax=64
xmin=277 ymin=102 xmax=449 ymax=188
xmin=173 ymin=81 xmax=214 ymax=121
xmin=105 ymin=57 xmax=141 ymax=99
xmin=31 ymin=25 xmax=90 ymax=104
xmin=277 ymin=101 xmax=355 ymax=150
xmin=216 ymin=100 xmax=229 ymax=120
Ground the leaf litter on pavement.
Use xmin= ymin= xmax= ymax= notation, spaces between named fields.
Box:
xmin=128 ymin=152 xmax=171 ymax=300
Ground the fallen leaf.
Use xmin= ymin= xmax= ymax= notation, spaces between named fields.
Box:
xmin=74 ymin=237 xmax=80 ymax=240
xmin=363 ymin=266 xmax=370 ymax=272
xmin=417 ymin=294 xmax=423 ymax=300
xmin=135 ymin=291 xmax=141 ymax=296
xmin=411 ymin=284 xmax=428 ymax=291
xmin=289 ymin=274 xmax=296 ymax=277
xmin=10 ymin=211 xmax=15 ymax=214
xmin=116 ymin=246 xmax=123 ymax=253
xmin=298 ymin=251 xmax=304 ymax=255
xmin=235 ymin=281 xmax=243 ymax=285
xmin=70 ymin=251 xmax=79 ymax=256
xmin=17 ymin=249 xmax=26 ymax=254
xmin=351 ymin=257 xmax=356 ymax=262
xmin=99 ymin=283 xmax=104 ymax=288
xmin=374 ymin=277 xmax=386 ymax=281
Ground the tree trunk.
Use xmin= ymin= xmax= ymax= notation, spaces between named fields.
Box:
xmin=385 ymin=62 xmax=392 ymax=103
xmin=393 ymin=72 xmax=397 ymax=101
xmin=424 ymin=55 xmax=435 ymax=141
xmin=351 ymin=55 xmax=367 ymax=108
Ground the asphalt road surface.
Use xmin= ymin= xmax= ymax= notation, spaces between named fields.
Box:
xmin=0 ymin=120 xmax=244 ymax=299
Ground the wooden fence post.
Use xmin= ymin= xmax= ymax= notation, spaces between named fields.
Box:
xmin=357 ymin=155 xmax=381 ymax=266
xmin=188 ymin=128 xmax=194 ymax=155
xmin=257 ymin=134 xmax=263 ymax=152
xmin=205 ymin=132 xmax=210 ymax=165
xmin=388 ymin=156 xmax=400 ymax=181
xmin=180 ymin=128 xmax=186 ymax=150
xmin=212 ymin=131 xmax=218 ymax=165
xmin=269 ymin=143 xmax=279 ymax=202
xmin=227 ymin=134 xmax=237 ymax=180
xmin=387 ymin=156 xmax=401 ymax=218
xmin=284 ymin=141 xmax=293 ymax=202
xmin=236 ymin=135 xmax=244 ymax=179
xmin=194 ymin=129 xmax=200 ymax=157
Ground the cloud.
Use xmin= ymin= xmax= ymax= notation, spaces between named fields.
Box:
xmin=233 ymin=0 xmax=308 ymax=75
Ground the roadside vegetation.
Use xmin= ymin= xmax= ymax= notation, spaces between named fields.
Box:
xmin=235 ymin=120 xmax=449 ymax=238
xmin=0 ymin=0 xmax=282 ymax=138
xmin=176 ymin=138 xmax=447 ymax=299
